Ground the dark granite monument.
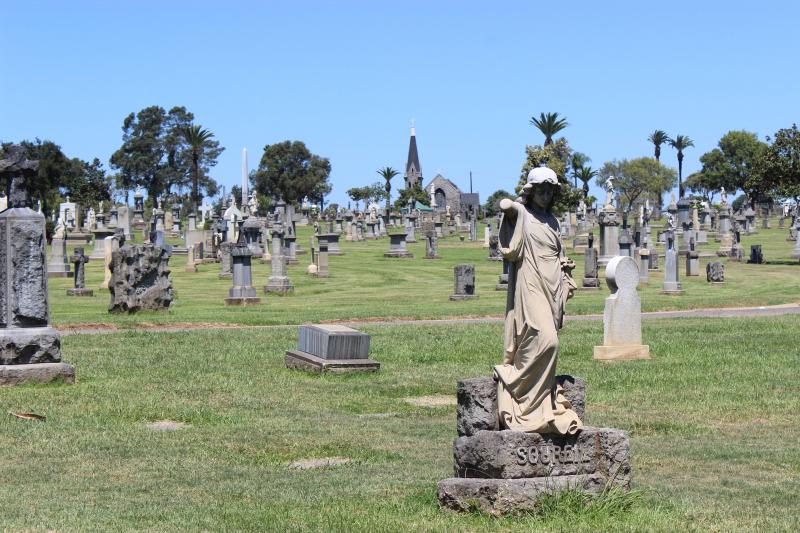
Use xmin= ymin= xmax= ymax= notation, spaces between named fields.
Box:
xmin=67 ymin=247 xmax=93 ymax=296
xmin=0 ymin=145 xmax=75 ymax=385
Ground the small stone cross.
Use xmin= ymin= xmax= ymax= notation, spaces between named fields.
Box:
xmin=70 ymin=247 xmax=90 ymax=289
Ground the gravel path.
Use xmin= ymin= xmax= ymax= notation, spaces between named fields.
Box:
xmin=58 ymin=303 xmax=800 ymax=336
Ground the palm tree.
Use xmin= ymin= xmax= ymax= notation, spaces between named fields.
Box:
xmin=669 ymin=134 xmax=695 ymax=197
xmin=181 ymin=124 xmax=215 ymax=213
xmin=576 ymin=165 xmax=597 ymax=199
xmin=648 ymin=130 xmax=670 ymax=162
xmin=570 ymin=152 xmax=590 ymax=187
xmin=377 ymin=166 xmax=399 ymax=214
xmin=529 ymin=112 xmax=568 ymax=146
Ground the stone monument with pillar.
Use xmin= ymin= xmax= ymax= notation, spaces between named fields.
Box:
xmin=0 ymin=145 xmax=76 ymax=386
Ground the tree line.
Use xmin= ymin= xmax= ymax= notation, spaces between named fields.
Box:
xmin=1 ymin=105 xmax=335 ymax=219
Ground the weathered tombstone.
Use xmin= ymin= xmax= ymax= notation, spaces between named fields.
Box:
xmin=285 ymin=324 xmax=379 ymax=373
xmin=423 ymin=222 xmax=440 ymax=259
xmin=67 ymin=247 xmax=93 ymax=297
xmin=638 ymin=247 xmax=650 ymax=285
xmin=313 ymin=237 xmax=329 ymax=278
xmin=488 ymin=234 xmax=502 ymax=261
xmin=108 ymin=243 xmax=173 ymax=313
xmin=405 ymin=215 xmax=417 ymax=243
xmin=185 ymin=244 xmax=198 ymax=273
xmin=264 ymin=221 xmax=294 ymax=295
xmin=661 ymin=232 xmax=684 ymax=295
xmin=450 ymin=264 xmax=478 ymax=300
xmin=225 ymin=223 xmax=260 ymax=306
xmin=283 ymin=234 xmax=298 ymax=265
xmin=706 ymin=262 xmax=725 ymax=284
xmin=47 ymin=219 xmax=71 ymax=278
xmin=792 ymin=226 xmax=800 ymax=260
xmin=90 ymin=228 xmax=115 ymax=259
xmin=218 ymin=242 xmax=233 ymax=279
xmin=594 ymin=256 xmax=650 ymax=360
xmin=306 ymin=237 xmax=318 ymax=275
xmin=384 ymin=232 xmax=413 ymax=258
xmin=581 ymin=233 xmax=600 ymax=290
xmin=496 ymin=258 xmax=509 ymax=291
xmin=717 ymin=206 xmax=733 ymax=255
xmin=747 ymin=244 xmax=764 ymax=264
xmin=685 ymin=239 xmax=700 ymax=276
xmin=0 ymin=146 xmax=75 ymax=385
xmin=729 ymin=230 xmax=745 ymax=262
xmin=100 ymin=235 xmax=116 ymax=289
xmin=116 ymin=205 xmax=131 ymax=239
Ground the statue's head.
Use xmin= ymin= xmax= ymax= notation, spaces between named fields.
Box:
xmin=521 ymin=166 xmax=559 ymax=212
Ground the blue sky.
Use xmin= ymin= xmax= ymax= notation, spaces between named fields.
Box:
xmin=3 ymin=1 xmax=798 ymax=206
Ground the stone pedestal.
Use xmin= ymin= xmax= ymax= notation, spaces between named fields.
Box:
xmin=225 ymin=231 xmax=260 ymax=306
xmin=264 ymin=225 xmax=294 ymax=295
xmin=597 ymin=209 xmax=619 ymax=265
xmin=90 ymin=229 xmax=115 ymax=259
xmin=285 ymin=324 xmax=379 ymax=373
xmin=686 ymin=250 xmax=700 ymax=276
xmin=318 ymin=233 xmax=343 ymax=255
xmin=637 ymin=249 xmax=650 ymax=285
xmin=384 ymin=233 xmax=413 ymax=258
xmin=437 ymin=376 xmax=629 ymax=516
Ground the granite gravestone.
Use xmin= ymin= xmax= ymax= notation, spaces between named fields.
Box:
xmin=285 ymin=324 xmax=379 ymax=373
xmin=225 ymin=223 xmax=260 ymax=306
xmin=662 ymin=233 xmax=684 ymax=295
xmin=313 ymin=237 xmax=329 ymax=278
xmin=264 ymin=220 xmax=294 ymax=295
xmin=581 ymin=233 xmax=600 ymax=290
xmin=496 ymin=258 xmax=510 ymax=291
xmin=593 ymin=256 xmax=650 ymax=360
xmin=685 ymin=239 xmax=700 ymax=276
xmin=747 ymin=245 xmax=764 ymax=264
xmin=450 ymin=264 xmax=478 ymax=300
xmin=706 ymin=262 xmax=725 ymax=284
xmin=48 ymin=220 xmax=71 ymax=278
xmin=0 ymin=145 xmax=75 ymax=385
xmin=218 ymin=242 xmax=233 ymax=279
xmin=67 ymin=247 xmax=93 ymax=297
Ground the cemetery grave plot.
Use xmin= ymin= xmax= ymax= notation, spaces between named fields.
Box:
xmin=0 ymin=317 xmax=797 ymax=530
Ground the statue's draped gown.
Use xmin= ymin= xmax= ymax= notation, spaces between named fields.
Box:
xmin=494 ymin=201 xmax=582 ymax=435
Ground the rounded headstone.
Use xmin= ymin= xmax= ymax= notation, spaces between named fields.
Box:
xmin=604 ymin=255 xmax=638 ymax=293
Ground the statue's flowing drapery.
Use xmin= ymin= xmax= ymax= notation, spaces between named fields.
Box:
xmin=494 ymin=201 xmax=582 ymax=435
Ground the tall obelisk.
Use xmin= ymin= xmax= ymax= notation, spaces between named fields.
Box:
xmin=241 ymin=148 xmax=249 ymax=214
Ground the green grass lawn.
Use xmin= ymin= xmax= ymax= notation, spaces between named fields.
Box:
xmin=48 ymin=218 xmax=800 ymax=328
xmin=1 ymin=315 xmax=798 ymax=531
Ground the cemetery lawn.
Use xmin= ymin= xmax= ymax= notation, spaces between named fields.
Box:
xmin=49 ymin=220 xmax=800 ymax=328
xmin=1 ymin=315 xmax=798 ymax=531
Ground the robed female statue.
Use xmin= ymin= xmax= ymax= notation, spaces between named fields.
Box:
xmin=494 ymin=166 xmax=582 ymax=435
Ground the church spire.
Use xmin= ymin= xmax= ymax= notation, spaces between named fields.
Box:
xmin=404 ymin=122 xmax=422 ymax=189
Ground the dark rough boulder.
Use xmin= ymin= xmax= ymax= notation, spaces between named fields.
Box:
xmin=108 ymin=244 xmax=173 ymax=313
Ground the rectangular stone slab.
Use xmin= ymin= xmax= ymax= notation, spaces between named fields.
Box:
xmin=297 ymin=324 xmax=370 ymax=360
xmin=452 ymin=427 xmax=630 ymax=482
xmin=0 ymin=362 xmax=75 ymax=386
xmin=284 ymin=349 xmax=379 ymax=373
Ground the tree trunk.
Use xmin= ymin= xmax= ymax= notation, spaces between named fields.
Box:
xmin=678 ymin=153 xmax=684 ymax=198
xmin=192 ymin=152 xmax=199 ymax=214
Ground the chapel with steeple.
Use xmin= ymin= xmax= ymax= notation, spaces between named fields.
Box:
xmin=404 ymin=123 xmax=422 ymax=190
